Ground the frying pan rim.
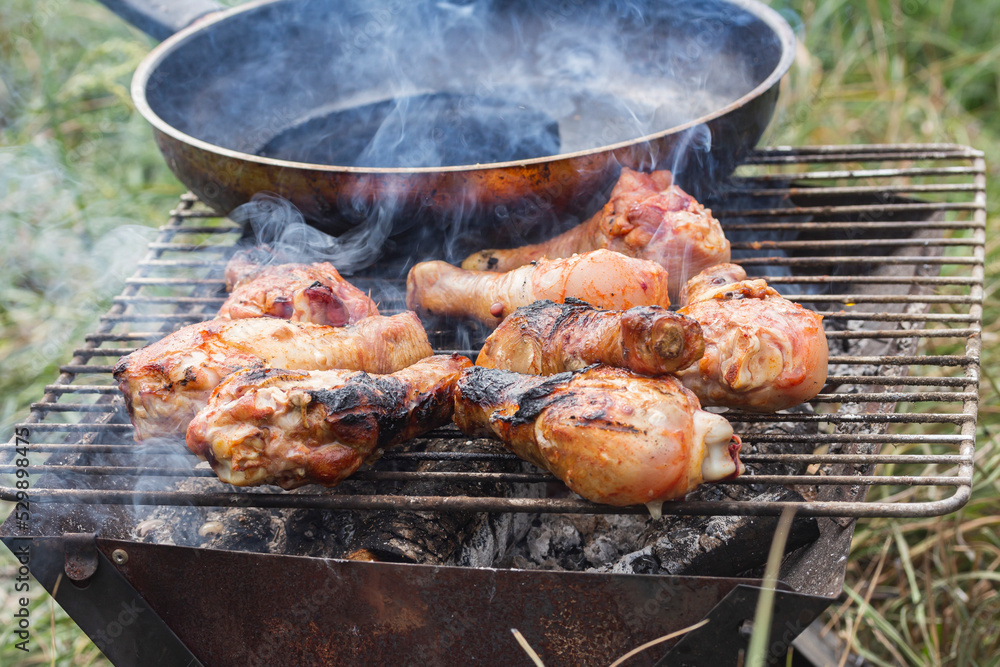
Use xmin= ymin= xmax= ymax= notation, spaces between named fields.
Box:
xmin=130 ymin=0 xmax=796 ymax=175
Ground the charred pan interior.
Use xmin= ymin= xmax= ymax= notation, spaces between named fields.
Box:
xmin=0 ymin=145 xmax=985 ymax=665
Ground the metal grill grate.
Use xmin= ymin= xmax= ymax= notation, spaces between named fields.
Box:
xmin=1 ymin=144 xmax=984 ymax=518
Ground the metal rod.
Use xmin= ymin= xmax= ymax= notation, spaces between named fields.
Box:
xmin=736 ymin=256 xmax=978 ymax=266
xmin=730 ymin=238 xmax=976 ymax=249
xmin=739 ymin=454 xmax=968 ymax=464
xmin=723 ymin=183 xmax=978 ymax=197
xmin=759 ymin=275 xmax=981 ymax=285
xmin=735 ymin=165 xmax=983 ymax=182
xmin=0 ymin=488 xmax=972 ymax=519
xmin=725 ymin=220 xmax=983 ymax=232
xmin=717 ymin=202 xmax=979 ymax=218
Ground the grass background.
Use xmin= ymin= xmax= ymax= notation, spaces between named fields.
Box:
xmin=1 ymin=0 xmax=997 ymax=664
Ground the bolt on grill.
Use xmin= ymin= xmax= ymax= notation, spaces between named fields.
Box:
xmin=1 ymin=144 xmax=985 ymax=519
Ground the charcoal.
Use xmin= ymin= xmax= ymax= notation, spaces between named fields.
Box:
xmin=643 ymin=490 xmax=820 ymax=577
xmin=350 ymin=440 xmax=537 ymax=565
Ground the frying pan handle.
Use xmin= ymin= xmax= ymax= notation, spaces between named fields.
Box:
xmin=96 ymin=0 xmax=224 ymax=41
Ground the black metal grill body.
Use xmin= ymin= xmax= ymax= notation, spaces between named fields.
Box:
xmin=0 ymin=144 xmax=985 ymax=665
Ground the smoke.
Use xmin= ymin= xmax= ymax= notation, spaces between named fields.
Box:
xmin=229 ymin=193 xmax=394 ymax=275
xmin=0 ymin=143 xmax=159 ymax=435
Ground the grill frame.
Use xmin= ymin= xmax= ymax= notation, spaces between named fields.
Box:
xmin=1 ymin=143 xmax=985 ymax=520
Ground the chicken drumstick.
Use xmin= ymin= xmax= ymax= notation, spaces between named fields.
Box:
xmin=220 ymin=247 xmax=379 ymax=326
xmin=454 ymin=365 xmax=743 ymax=507
xmin=675 ymin=264 xmax=828 ymax=412
xmin=114 ymin=313 xmax=432 ymax=441
xmin=187 ymin=355 xmax=472 ymax=488
xmin=407 ymin=248 xmax=671 ymax=326
xmin=476 ymin=299 xmax=704 ymax=376
xmin=461 ymin=168 xmax=729 ymax=300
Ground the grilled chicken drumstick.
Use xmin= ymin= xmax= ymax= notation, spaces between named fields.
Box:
xmin=476 ymin=299 xmax=704 ymax=376
xmin=407 ymin=249 xmax=671 ymax=326
xmin=220 ymin=247 xmax=379 ymax=326
xmin=114 ymin=313 xmax=432 ymax=441
xmin=461 ymin=167 xmax=730 ymax=300
xmin=675 ymin=263 xmax=828 ymax=412
xmin=454 ymin=365 xmax=743 ymax=507
xmin=187 ymin=355 xmax=472 ymax=488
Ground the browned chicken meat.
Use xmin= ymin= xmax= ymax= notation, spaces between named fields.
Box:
xmin=220 ymin=247 xmax=379 ymax=326
xmin=476 ymin=299 xmax=704 ymax=376
xmin=675 ymin=264 xmax=828 ymax=412
xmin=454 ymin=365 xmax=743 ymax=507
xmin=186 ymin=355 xmax=472 ymax=488
xmin=407 ymin=249 xmax=671 ymax=326
xmin=114 ymin=313 xmax=433 ymax=441
xmin=461 ymin=167 xmax=730 ymax=300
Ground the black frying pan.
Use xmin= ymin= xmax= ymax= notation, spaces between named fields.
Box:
xmin=99 ymin=0 xmax=794 ymax=260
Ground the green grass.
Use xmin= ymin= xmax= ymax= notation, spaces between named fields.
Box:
xmin=1 ymin=0 xmax=999 ymax=664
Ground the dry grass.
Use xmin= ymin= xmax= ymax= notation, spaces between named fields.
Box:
xmin=1 ymin=0 xmax=998 ymax=665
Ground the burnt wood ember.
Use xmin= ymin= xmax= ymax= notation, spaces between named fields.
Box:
xmin=614 ymin=489 xmax=820 ymax=578
xmin=350 ymin=440 xmax=539 ymax=566
xmin=131 ymin=439 xmax=537 ymax=567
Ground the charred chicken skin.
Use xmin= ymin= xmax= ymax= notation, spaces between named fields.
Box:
xmin=453 ymin=365 xmax=743 ymax=506
xmin=461 ymin=167 xmax=730 ymax=300
xmin=476 ymin=299 xmax=704 ymax=376
xmin=675 ymin=263 xmax=828 ymax=412
xmin=187 ymin=355 xmax=472 ymax=488
xmin=220 ymin=248 xmax=379 ymax=326
xmin=114 ymin=313 xmax=433 ymax=441
xmin=407 ymin=249 xmax=671 ymax=326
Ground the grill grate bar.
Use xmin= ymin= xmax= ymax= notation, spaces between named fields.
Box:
xmin=101 ymin=313 xmax=209 ymax=323
xmin=738 ymin=166 xmax=982 ymax=182
xmin=433 ymin=353 xmax=978 ymax=366
xmin=723 ymin=220 xmax=983 ymax=232
xmin=0 ymin=432 xmax=972 ymax=456
xmin=744 ymin=145 xmax=981 ymax=163
xmin=763 ymin=276 xmax=980 ymax=285
xmin=75 ymin=314 xmax=981 ymax=341
xmin=0 ymin=465 xmax=967 ymax=488
xmin=729 ymin=238 xmax=974 ymax=249
xmin=717 ymin=201 xmax=978 ymax=218
xmin=15 ymin=412 xmax=974 ymax=434
xmin=824 ymin=329 xmax=978 ymax=340
xmin=7 ymin=489 xmax=972 ymax=519
xmin=56 ymin=355 xmax=980 ymax=375
xmin=130 ymin=256 xmax=981 ymax=269
xmin=26 ymin=390 xmax=978 ymax=415
xmin=737 ymin=256 xmax=979 ymax=266
xmin=64 ymin=329 xmax=979 ymax=360
xmin=156 ymin=225 xmax=239 ymax=233
xmin=820 ymin=312 xmax=976 ymax=322
xmin=116 ymin=274 xmax=983 ymax=287
xmin=738 ymin=433 xmax=972 ymax=444
xmin=723 ymin=183 xmax=979 ymax=197
xmin=739 ymin=454 xmax=969 ymax=464
xmin=109 ymin=294 xmax=982 ymax=307
xmin=113 ymin=296 xmax=226 ymax=305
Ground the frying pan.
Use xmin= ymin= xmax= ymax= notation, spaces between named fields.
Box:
xmin=99 ymin=0 xmax=795 ymax=259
